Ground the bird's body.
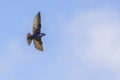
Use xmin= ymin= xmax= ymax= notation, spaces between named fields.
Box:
xmin=33 ymin=33 xmax=46 ymax=39
xmin=27 ymin=33 xmax=46 ymax=40
xmin=26 ymin=12 xmax=46 ymax=51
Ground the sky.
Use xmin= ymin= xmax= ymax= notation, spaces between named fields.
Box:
xmin=0 ymin=0 xmax=120 ymax=80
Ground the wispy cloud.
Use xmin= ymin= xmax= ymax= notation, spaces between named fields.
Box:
xmin=57 ymin=8 xmax=120 ymax=80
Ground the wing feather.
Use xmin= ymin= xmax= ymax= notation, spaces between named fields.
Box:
xmin=33 ymin=12 xmax=41 ymax=34
xmin=33 ymin=39 xmax=43 ymax=51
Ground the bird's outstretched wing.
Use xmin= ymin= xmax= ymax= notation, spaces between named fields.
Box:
xmin=33 ymin=39 xmax=43 ymax=51
xmin=33 ymin=12 xmax=41 ymax=34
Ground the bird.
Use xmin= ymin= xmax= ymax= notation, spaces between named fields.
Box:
xmin=26 ymin=12 xmax=46 ymax=51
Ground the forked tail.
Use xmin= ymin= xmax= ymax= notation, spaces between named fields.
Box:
xmin=26 ymin=33 xmax=33 ymax=45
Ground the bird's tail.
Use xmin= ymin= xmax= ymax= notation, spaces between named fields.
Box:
xmin=26 ymin=33 xmax=33 ymax=45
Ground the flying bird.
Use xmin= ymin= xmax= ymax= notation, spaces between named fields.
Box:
xmin=26 ymin=12 xmax=46 ymax=51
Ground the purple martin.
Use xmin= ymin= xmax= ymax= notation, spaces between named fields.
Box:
xmin=26 ymin=12 xmax=46 ymax=51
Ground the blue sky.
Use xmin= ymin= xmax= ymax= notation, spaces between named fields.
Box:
xmin=0 ymin=0 xmax=120 ymax=80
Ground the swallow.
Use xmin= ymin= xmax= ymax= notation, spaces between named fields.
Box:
xmin=26 ymin=12 xmax=46 ymax=51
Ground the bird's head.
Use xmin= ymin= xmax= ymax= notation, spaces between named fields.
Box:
xmin=42 ymin=33 xmax=46 ymax=36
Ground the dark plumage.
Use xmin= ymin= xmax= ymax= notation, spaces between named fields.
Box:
xmin=26 ymin=12 xmax=46 ymax=51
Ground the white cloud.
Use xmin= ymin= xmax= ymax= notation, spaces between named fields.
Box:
xmin=59 ymin=8 xmax=120 ymax=80
xmin=84 ymin=9 xmax=120 ymax=68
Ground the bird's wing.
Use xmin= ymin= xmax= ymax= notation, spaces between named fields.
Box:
xmin=33 ymin=39 xmax=43 ymax=51
xmin=33 ymin=12 xmax=41 ymax=34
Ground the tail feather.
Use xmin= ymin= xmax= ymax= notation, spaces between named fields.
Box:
xmin=26 ymin=33 xmax=32 ymax=45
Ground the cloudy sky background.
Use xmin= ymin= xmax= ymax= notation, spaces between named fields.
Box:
xmin=0 ymin=0 xmax=120 ymax=80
